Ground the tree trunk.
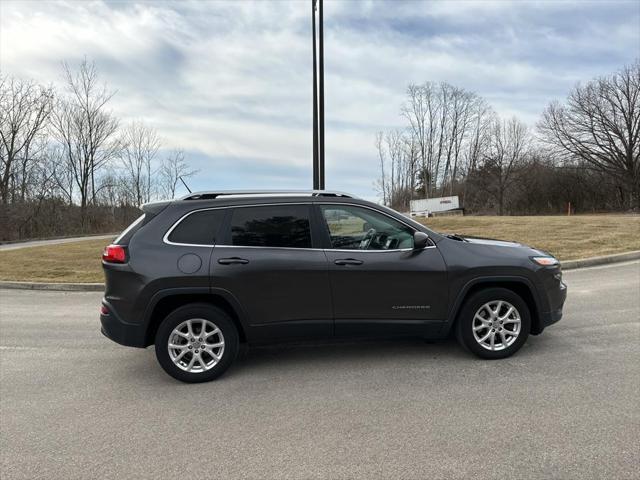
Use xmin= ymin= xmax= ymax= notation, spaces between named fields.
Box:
xmin=630 ymin=176 xmax=640 ymax=210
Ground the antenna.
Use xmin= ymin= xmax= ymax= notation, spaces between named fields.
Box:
xmin=179 ymin=176 xmax=192 ymax=194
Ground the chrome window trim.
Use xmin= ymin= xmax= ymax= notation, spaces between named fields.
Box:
xmin=328 ymin=246 xmax=436 ymax=252
xmin=213 ymin=244 xmax=435 ymax=253
xmin=163 ymin=201 xmax=437 ymax=251
xmin=214 ymin=245 xmax=324 ymax=252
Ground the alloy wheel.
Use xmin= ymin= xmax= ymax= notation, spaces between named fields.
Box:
xmin=472 ymin=300 xmax=521 ymax=351
xmin=167 ymin=318 xmax=225 ymax=373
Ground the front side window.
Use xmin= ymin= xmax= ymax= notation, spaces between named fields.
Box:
xmin=230 ymin=205 xmax=312 ymax=248
xmin=320 ymin=205 xmax=414 ymax=250
xmin=168 ymin=209 xmax=225 ymax=245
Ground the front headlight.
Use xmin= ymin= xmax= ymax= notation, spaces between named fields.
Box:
xmin=531 ymin=256 xmax=559 ymax=267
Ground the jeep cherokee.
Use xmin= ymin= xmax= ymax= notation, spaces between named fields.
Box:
xmin=100 ymin=190 xmax=567 ymax=383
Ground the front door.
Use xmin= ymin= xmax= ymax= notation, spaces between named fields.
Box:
xmin=210 ymin=203 xmax=332 ymax=342
xmin=317 ymin=204 xmax=448 ymax=337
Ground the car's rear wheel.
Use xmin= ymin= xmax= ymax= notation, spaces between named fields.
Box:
xmin=456 ymin=287 xmax=531 ymax=359
xmin=155 ymin=303 xmax=239 ymax=382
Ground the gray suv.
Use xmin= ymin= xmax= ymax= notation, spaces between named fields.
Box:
xmin=100 ymin=190 xmax=567 ymax=383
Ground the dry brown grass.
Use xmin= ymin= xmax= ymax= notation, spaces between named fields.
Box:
xmin=0 ymin=238 xmax=112 ymax=283
xmin=0 ymin=215 xmax=638 ymax=283
xmin=418 ymin=214 xmax=640 ymax=260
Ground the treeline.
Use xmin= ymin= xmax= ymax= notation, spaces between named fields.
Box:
xmin=0 ymin=59 xmax=197 ymax=241
xmin=376 ymin=62 xmax=640 ymax=214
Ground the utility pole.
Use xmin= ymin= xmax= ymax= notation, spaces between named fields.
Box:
xmin=318 ymin=0 xmax=325 ymax=190
xmin=312 ymin=0 xmax=319 ymax=189
xmin=311 ymin=0 xmax=325 ymax=190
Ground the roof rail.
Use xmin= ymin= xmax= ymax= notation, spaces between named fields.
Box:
xmin=179 ymin=190 xmax=356 ymax=201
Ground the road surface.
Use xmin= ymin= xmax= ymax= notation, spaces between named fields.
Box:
xmin=1 ymin=261 xmax=639 ymax=479
xmin=0 ymin=234 xmax=115 ymax=251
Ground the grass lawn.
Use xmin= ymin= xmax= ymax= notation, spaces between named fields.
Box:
xmin=0 ymin=238 xmax=113 ymax=284
xmin=0 ymin=215 xmax=638 ymax=283
xmin=418 ymin=214 xmax=640 ymax=261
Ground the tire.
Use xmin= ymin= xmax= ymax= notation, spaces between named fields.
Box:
xmin=155 ymin=303 xmax=239 ymax=383
xmin=455 ymin=287 xmax=531 ymax=359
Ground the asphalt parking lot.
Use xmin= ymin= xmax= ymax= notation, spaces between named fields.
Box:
xmin=1 ymin=261 xmax=639 ymax=479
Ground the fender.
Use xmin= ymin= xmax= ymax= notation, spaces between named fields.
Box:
xmin=442 ymin=275 xmax=547 ymax=336
xmin=141 ymin=286 xmax=250 ymax=335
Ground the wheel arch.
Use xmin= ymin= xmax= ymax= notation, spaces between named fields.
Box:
xmin=445 ymin=277 xmax=545 ymax=336
xmin=143 ymin=288 xmax=248 ymax=346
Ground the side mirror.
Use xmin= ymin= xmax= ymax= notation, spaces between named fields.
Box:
xmin=413 ymin=231 xmax=429 ymax=250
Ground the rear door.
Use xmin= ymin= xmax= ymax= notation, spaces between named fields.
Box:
xmin=317 ymin=204 xmax=448 ymax=337
xmin=210 ymin=203 xmax=332 ymax=342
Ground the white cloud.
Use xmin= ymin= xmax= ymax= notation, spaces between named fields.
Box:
xmin=1 ymin=0 xmax=638 ymax=198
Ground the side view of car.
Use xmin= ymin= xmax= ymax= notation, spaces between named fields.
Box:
xmin=100 ymin=190 xmax=567 ymax=383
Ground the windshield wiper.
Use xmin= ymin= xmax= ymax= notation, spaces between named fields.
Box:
xmin=446 ymin=233 xmax=468 ymax=242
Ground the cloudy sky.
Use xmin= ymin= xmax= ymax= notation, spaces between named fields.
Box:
xmin=1 ymin=0 xmax=638 ymax=199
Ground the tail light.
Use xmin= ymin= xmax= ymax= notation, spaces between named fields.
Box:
xmin=102 ymin=244 xmax=127 ymax=263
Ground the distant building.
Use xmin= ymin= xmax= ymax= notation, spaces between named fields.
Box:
xmin=410 ymin=196 xmax=461 ymax=217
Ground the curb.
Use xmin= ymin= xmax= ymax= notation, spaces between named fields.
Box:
xmin=0 ymin=251 xmax=638 ymax=292
xmin=561 ymin=250 xmax=640 ymax=270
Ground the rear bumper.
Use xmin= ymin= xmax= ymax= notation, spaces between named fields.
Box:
xmin=100 ymin=300 xmax=146 ymax=348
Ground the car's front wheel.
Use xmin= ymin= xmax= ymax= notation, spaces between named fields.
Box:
xmin=456 ymin=287 xmax=531 ymax=359
xmin=155 ymin=303 xmax=239 ymax=382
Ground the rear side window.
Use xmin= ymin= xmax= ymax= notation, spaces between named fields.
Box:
xmin=230 ymin=205 xmax=312 ymax=248
xmin=168 ymin=209 xmax=226 ymax=245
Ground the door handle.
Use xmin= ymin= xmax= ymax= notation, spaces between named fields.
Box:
xmin=218 ymin=257 xmax=249 ymax=265
xmin=334 ymin=258 xmax=363 ymax=266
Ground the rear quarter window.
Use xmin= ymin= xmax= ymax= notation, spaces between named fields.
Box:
xmin=114 ymin=214 xmax=145 ymax=245
xmin=167 ymin=209 xmax=226 ymax=245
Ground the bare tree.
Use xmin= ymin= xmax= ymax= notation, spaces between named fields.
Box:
xmin=47 ymin=143 xmax=74 ymax=205
xmin=375 ymin=129 xmax=418 ymax=210
xmin=540 ymin=61 xmax=640 ymax=209
xmin=0 ymin=59 xmax=199 ymax=241
xmin=391 ymin=82 xmax=491 ymax=204
xmin=50 ymin=59 xmax=119 ymax=227
xmin=159 ymin=150 xmax=197 ymax=199
xmin=0 ymin=76 xmax=53 ymax=204
xmin=482 ymin=117 xmax=530 ymax=215
xmin=462 ymin=98 xmax=494 ymax=203
xmin=402 ymin=83 xmax=438 ymax=197
xmin=119 ymin=121 xmax=160 ymax=205
xmin=441 ymin=87 xmax=478 ymax=196
xmin=375 ymin=132 xmax=387 ymax=205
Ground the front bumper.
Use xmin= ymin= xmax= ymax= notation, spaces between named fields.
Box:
xmin=100 ymin=300 xmax=146 ymax=348
xmin=536 ymin=280 xmax=567 ymax=333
